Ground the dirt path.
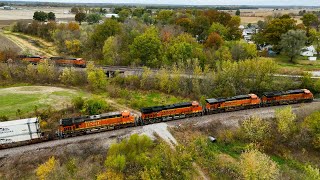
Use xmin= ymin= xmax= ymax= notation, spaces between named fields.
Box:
xmin=1 ymin=31 xmax=56 ymax=56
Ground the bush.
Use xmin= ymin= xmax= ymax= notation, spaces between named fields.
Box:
xmin=240 ymin=116 xmax=270 ymax=143
xmin=238 ymin=149 xmax=279 ymax=180
xmin=0 ymin=115 xmax=9 ymax=122
xmin=275 ymin=106 xmax=297 ymax=139
xmin=82 ymin=98 xmax=109 ymax=115
xmin=72 ymin=96 xmax=85 ymax=111
xmin=303 ymin=111 xmax=320 ymax=149
xmin=36 ymin=156 xmax=57 ymax=180
xmin=86 ymin=62 xmax=108 ymax=90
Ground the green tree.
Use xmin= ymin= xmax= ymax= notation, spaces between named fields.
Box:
xmin=156 ymin=10 xmax=174 ymax=24
xmin=301 ymin=13 xmax=318 ymax=35
xmin=235 ymin=9 xmax=241 ymax=16
xmin=208 ymin=22 xmax=229 ymax=38
xmin=130 ymin=26 xmax=162 ymax=67
xmin=75 ymin=12 xmax=86 ymax=25
xmin=239 ymin=149 xmax=279 ymax=180
xmin=309 ymin=28 xmax=320 ymax=56
xmin=90 ymin=19 xmax=121 ymax=51
xmin=86 ymin=13 xmax=102 ymax=24
xmin=86 ymin=62 xmax=108 ymax=90
xmin=118 ymin=9 xmax=131 ymax=22
xmin=275 ymin=106 xmax=297 ymax=139
xmin=259 ymin=17 xmax=297 ymax=46
xmin=102 ymin=36 xmax=120 ymax=65
xmin=303 ymin=111 xmax=320 ymax=148
xmin=47 ymin=12 xmax=56 ymax=21
xmin=280 ymin=30 xmax=307 ymax=62
xmin=33 ymin=11 xmax=48 ymax=22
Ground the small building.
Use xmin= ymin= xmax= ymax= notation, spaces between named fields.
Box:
xmin=105 ymin=14 xmax=119 ymax=18
xmin=301 ymin=45 xmax=318 ymax=57
xmin=3 ymin=6 xmax=15 ymax=10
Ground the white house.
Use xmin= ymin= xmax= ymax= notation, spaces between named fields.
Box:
xmin=301 ymin=45 xmax=318 ymax=57
xmin=105 ymin=14 xmax=119 ymax=18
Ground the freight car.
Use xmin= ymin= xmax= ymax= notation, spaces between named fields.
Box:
xmin=0 ymin=118 xmax=44 ymax=148
xmin=140 ymin=101 xmax=203 ymax=124
xmin=205 ymin=94 xmax=261 ymax=114
xmin=57 ymin=111 xmax=135 ymax=138
xmin=261 ymin=89 xmax=314 ymax=106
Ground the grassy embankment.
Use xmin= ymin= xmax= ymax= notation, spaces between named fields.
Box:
xmin=0 ymin=85 xmax=189 ymax=120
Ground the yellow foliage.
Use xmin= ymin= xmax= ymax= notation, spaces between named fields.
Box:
xmin=275 ymin=106 xmax=297 ymax=139
xmin=97 ymin=170 xmax=124 ymax=180
xmin=239 ymin=149 xmax=279 ymax=180
xmin=36 ymin=156 xmax=57 ymax=180
xmin=65 ymin=40 xmax=81 ymax=55
xmin=67 ymin=22 xmax=80 ymax=31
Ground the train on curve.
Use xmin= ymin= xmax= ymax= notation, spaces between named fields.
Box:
xmin=0 ymin=89 xmax=314 ymax=148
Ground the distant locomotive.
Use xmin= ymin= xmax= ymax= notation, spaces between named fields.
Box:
xmin=0 ymin=89 xmax=315 ymax=148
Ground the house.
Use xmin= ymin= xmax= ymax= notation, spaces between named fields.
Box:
xmin=3 ymin=6 xmax=15 ymax=10
xmin=242 ymin=28 xmax=255 ymax=42
xmin=105 ymin=14 xmax=119 ymax=18
xmin=301 ymin=45 xmax=318 ymax=57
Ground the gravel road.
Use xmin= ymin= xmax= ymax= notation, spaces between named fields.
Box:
xmin=0 ymin=101 xmax=319 ymax=158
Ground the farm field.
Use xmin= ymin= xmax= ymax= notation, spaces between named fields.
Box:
xmin=0 ymin=86 xmax=87 ymax=119
xmin=0 ymin=33 xmax=21 ymax=52
xmin=0 ymin=6 xmax=74 ymax=20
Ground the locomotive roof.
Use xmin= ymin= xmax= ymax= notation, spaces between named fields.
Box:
xmin=263 ymin=89 xmax=305 ymax=98
xmin=60 ymin=111 xmax=123 ymax=126
xmin=141 ymin=102 xmax=193 ymax=114
xmin=206 ymin=94 xmax=251 ymax=104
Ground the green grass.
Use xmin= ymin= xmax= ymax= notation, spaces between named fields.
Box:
xmin=263 ymin=55 xmax=320 ymax=72
xmin=0 ymin=86 xmax=87 ymax=119
xmin=116 ymin=89 xmax=190 ymax=110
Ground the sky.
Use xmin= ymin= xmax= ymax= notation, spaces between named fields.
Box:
xmin=5 ymin=0 xmax=320 ymax=6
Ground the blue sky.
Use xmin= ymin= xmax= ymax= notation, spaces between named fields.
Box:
xmin=5 ymin=0 xmax=320 ymax=6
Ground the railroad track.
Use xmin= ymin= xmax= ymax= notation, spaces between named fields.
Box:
xmin=1 ymin=100 xmax=320 ymax=158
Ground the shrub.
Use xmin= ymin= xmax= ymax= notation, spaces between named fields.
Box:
xmin=303 ymin=111 xmax=320 ymax=148
xmin=82 ymin=98 xmax=109 ymax=115
xmin=36 ymin=156 xmax=57 ymax=180
xmin=304 ymin=164 xmax=320 ymax=180
xmin=240 ymin=116 xmax=270 ymax=143
xmin=238 ymin=149 xmax=279 ymax=180
xmin=0 ymin=115 xmax=9 ymax=122
xmin=86 ymin=62 xmax=108 ymax=90
xmin=72 ymin=96 xmax=85 ymax=111
xmin=275 ymin=106 xmax=297 ymax=139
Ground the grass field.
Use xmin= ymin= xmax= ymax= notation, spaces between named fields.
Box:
xmin=263 ymin=55 xmax=320 ymax=72
xmin=115 ymin=89 xmax=191 ymax=110
xmin=0 ymin=86 xmax=87 ymax=119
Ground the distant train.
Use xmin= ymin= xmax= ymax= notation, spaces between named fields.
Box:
xmin=15 ymin=55 xmax=86 ymax=68
xmin=0 ymin=89 xmax=314 ymax=148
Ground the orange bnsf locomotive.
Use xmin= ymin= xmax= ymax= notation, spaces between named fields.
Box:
xmin=55 ymin=89 xmax=313 ymax=138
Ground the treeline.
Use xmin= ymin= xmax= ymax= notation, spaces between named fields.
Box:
xmin=3 ymin=59 xmax=320 ymax=101
xmin=11 ymin=9 xmax=248 ymax=68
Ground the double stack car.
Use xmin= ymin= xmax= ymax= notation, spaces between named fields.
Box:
xmin=0 ymin=89 xmax=314 ymax=148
